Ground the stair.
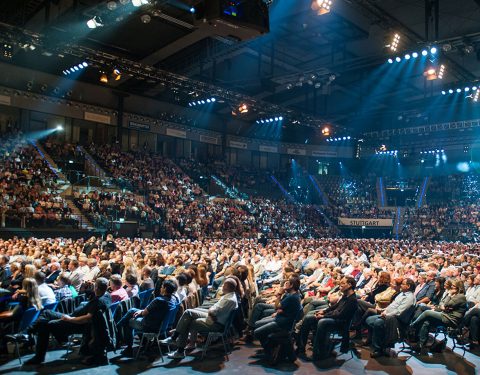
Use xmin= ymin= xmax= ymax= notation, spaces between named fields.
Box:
xmin=77 ymin=146 xmax=109 ymax=179
xmin=393 ymin=207 xmax=406 ymax=239
xmin=416 ymin=177 xmax=431 ymax=208
xmin=65 ymin=199 xmax=95 ymax=230
xmin=376 ymin=177 xmax=386 ymax=208
xmin=309 ymin=175 xmax=329 ymax=205
xmin=31 ymin=141 xmax=68 ymax=183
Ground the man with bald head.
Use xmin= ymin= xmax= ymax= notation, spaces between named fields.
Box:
xmin=163 ymin=277 xmax=238 ymax=360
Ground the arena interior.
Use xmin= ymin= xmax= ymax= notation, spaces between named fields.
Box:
xmin=1 ymin=0 xmax=480 ymax=374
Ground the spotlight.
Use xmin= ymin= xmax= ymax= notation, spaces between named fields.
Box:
xmin=140 ymin=14 xmax=151 ymax=23
xmin=405 ymin=54 xmax=411 ymax=60
xmin=279 ymin=116 xmax=283 ymax=120
xmin=82 ymin=62 xmax=88 ymax=68
xmin=56 ymin=125 xmax=64 ymax=131
xmin=438 ymin=64 xmax=446 ymax=79
xmin=197 ymin=101 xmax=201 ymax=105
xmin=211 ymin=98 xmax=216 ymax=102
xmin=190 ymin=7 xmax=195 ymax=13
xmin=395 ymin=57 xmax=401 ymax=62
xmin=457 ymin=88 xmax=462 ymax=93
xmin=422 ymin=50 xmax=428 ymax=56
xmin=111 ymin=69 xmax=121 ymax=81
xmin=201 ymin=100 xmax=205 ymax=104
xmin=347 ymin=136 xmax=351 ymax=139
xmin=449 ymin=89 xmax=454 ymax=94
xmin=412 ymin=52 xmax=419 ymax=58
xmin=261 ymin=120 xmax=265 ymax=123
xmin=465 ymin=87 xmax=470 ymax=92
xmin=132 ymin=0 xmax=143 ymax=6
xmin=388 ymin=58 xmax=393 ymax=64
xmin=206 ymin=99 xmax=211 ymax=103
xmin=73 ymin=66 xmax=79 ymax=71
xmin=424 ymin=67 xmax=438 ymax=80
xmin=321 ymin=126 xmax=330 ymax=136
xmin=238 ymin=103 xmax=249 ymax=114
xmin=311 ymin=0 xmax=333 ymax=16
xmin=100 ymin=73 xmax=108 ymax=83
xmin=464 ymin=45 xmax=475 ymax=54
xmin=474 ymin=90 xmax=480 ymax=102
xmin=86 ymin=16 xmax=103 ymax=29
xmin=274 ymin=117 xmax=279 ymax=121
xmin=386 ymin=33 xmax=401 ymax=52
xmin=188 ymin=103 xmax=192 ymax=107
xmin=430 ymin=47 xmax=437 ymax=54
xmin=441 ymin=91 xmax=446 ymax=95
xmin=107 ymin=1 xmax=117 ymax=10
xmin=473 ymin=87 xmax=478 ymax=91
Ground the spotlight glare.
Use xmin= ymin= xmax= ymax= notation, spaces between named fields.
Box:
xmin=441 ymin=91 xmax=446 ymax=95
xmin=465 ymin=87 xmax=470 ymax=92
xmin=388 ymin=58 xmax=393 ymax=64
xmin=405 ymin=54 xmax=411 ymax=60
xmin=430 ymin=47 xmax=437 ymax=54
xmin=82 ymin=62 xmax=88 ymax=67
xmin=395 ymin=57 xmax=401 ymax=62
xmin=190 ymin=7 xmax=195 ymax=13
xmin=412 ymin=52 xmax=418 ymax=58
xmin=457 ymin=88 xmax=462 ymax=93
xmin=279 ymin=116 xmax=283 ymax=120
xmin=274 ymin=117 xmax=279 ymax=121
xmin=206 ymin=99 xmax=211 ymax=103
xmin=449 ymin=89 xmax=453 ymax=94
xmin=211 ymin=97 xmax=216 ymax=102
xmin=132 ymin=0 xmax=142 ymax=6
xmin=56 ymin=125 xmax=64 ymax=131
xmin=422 ymin=50 xmax=428 ymax=56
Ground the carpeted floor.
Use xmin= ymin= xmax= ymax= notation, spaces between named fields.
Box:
xmin=0 ymin=338 xmax=479 ymax=375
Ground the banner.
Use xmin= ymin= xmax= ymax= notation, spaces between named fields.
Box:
xmin=166 ymin=128 xmax=187 ymax=139
xmin=84 ymin=112 xmax=111 ymax=125
xmin=259 ymin=145 xmax=278 ymax=153
xmin=200 ymin=135 xmax=218 ymax=144
xmin=311 ymin=150 xmax=337 ymax=157
xmin=338 ymin=218 xmax=393 ymax=227
xmin=0 ymin=95 xmax=11 ymax=106
xmin=129 ymin=121 xmax=150 ymax=131
xmin=230 ymin=140 xmax=247 ymax=149
xmin=287 ymin=148 xmax=306 ymax=156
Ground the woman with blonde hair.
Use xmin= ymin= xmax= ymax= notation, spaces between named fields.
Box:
xmin=0 ymin=278 xmax=42 ymax=323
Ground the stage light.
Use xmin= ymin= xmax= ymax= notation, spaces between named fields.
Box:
xmin=279 ymin=116 xmax=283 ymax=120
xmin=438 ymin=64 xmax=446 ymax=79
xmin=140 ymin=14 xmax=151 ymax=23
xmin=430 ymin=47 xmax=437 ymax=54
xmin=449 ymin=89 xmax=454 ymax=94
xmin=395 ymin=57 xmax=401 ymax=62
xmin=424 ymin=67 xmax=437 ymax=80
xmin=473 ymin=87 xmax=478 ymax=91
xmin=388 ymin=58 xmax=393 ymax=64
xmin=206 ymin=99 xmax=211 ymax=103
xmin=211 ymin=98 xmax=216 ymax=102
xmin=132 ymin=0 xmax=143 ymax=6
xmin=100 ymin=73 xmax=108 ymax=83
xmin=87 ymin=16 xmax=103 ymax=29
xmin=442 ymin=91 xmax=446 ymax=95
xmin=107 ymin=1 xmax=117 ymax=10
xmin=457 ymin=88 xmax=462 ymax=93
xmin=386 ymin=33 xmax=401 ymax=52
xmin=412 ymin=52 xmax=418 ymax=58
xmin=274 ymin=117 xmax=279 ymax=121
xmin=201 ymin=100 xmax=205 ymax=104
xmin=347 ymin=136 xmax=351 ymax=139
xmin=56 ymin=125 xmax=64 ymax=131
xmin=311 ymin=0 xmax=333 ymax=16
xmin=197 ymin=101 xmax=201 ymax=105
xmin=73 ymin=66 xmax=79 ymax=71
xmin=321 ymin=126 xmax=330 ymax=136
xmin=422 ymin=50 xmax=428 ymax=56
xmin=260 ymin=120 xmax=265 ymax=123
xmin=112 ymin=69 xmax=121 ymax=81
xmin=188 ymin=103 xmax=192 ymax=106
xmin=190 ymin=7 xmax=195 ymax=13
xmin=405 ymin=54 xmax=411 ymax=60
xmin=238 ymin=103 xmax=249 ymax=114
xmin=465 ymin=87 xmax=470 ymax=92
xmin=474 ymin=90 xmax=480 ymax=102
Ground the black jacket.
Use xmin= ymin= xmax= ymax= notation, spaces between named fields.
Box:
xmin=323 ymin=292 xmax=358 ymax=324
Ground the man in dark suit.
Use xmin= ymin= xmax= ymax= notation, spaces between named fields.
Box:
xmin=26 ymin=277 xmax=112 ymax=365
xmin=297 ymin=276 xmax=358 ymax=361
xmin=117 ymin=279 xmax=178 ymax=357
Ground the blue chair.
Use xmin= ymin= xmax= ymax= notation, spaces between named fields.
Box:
xmin=5 ymin=307 xmax=41 ymax=364
xmin=135 ymin=304 xmax=180 ymax=361
xmin=43 ymin=301 xmax=59 ymax=311
xmin=138 ymin=289 xmax=154 ymax=309
xmin=198 ymin=308 xmax=238 ymax=360
xmin=109 ymin=301 xmax=120 ymax=316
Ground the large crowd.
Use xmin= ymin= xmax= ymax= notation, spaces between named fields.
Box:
xmin=0 ymin=236 xmax=479 ymax=367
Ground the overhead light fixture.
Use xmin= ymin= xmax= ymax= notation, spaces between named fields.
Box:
xmin=438 ymin=64 xmax=446 ymax=79
xmin=430 ymin=46 xmax=437 ymax=54
xmin=56 ymin=125 xmax=64 ymax=131
xmin=132 ymin=0 xmax=149 ymax=6
xmin=107 ymin=1 xmax=117 ymax=10
xmin=100 ymin=72 xmax=109 ymax=83
xmin=190 ymin=7 xmax=195 ymax=13
xmin=385 ymin=33 xmax=401 ymax=52
xmin=311 ymin=0 xmax=333 ymax=16
xmin=112 ymin=68 xmax=121 ymax=81
xmin=238 ymin=103 xmax=248 ymax=114
xmin=140 ymin=14 xmax=151 ymax=23
xmin=421 ymin=49 xmax=428 ymax=56
xmin=86 ymin=16 xmax=103 ymax=29
xmin=474 ymin=89 xmax=480 ymax=102
xmin=424 ymin=66 xmax=438 ymax=80
xmin=412 ymin=52 xmax=418 ymax=58
xmin=321 ymin=126 xmax=330 ymax=136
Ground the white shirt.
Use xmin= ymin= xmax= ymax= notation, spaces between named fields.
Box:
xmin=175 ymin=286 xmax=188 ymax=303
xmin=38 ymin=283 xmax=56 ymax=305
xmin=208 ymin=292 xmax=238 ymax=326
